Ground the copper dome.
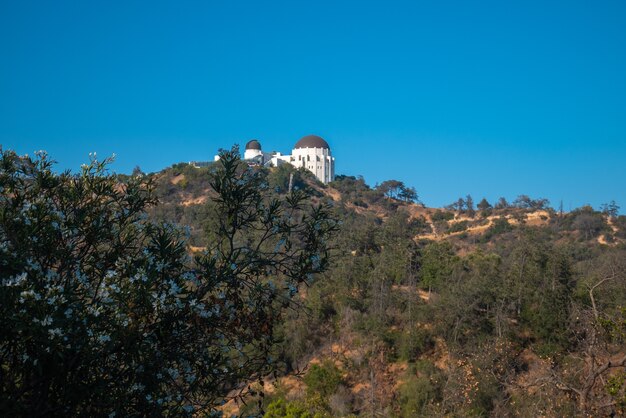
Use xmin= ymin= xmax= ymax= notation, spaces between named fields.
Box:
xmin=245 ymin=140 xmax=262 ymax=150
xmin=294 ymin=135 xmax=330 ymax=150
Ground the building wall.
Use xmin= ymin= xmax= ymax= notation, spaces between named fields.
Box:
xmin=239 ymin=143 xmax=335 ymax=185
xmin=269 ymin=154 xmax=292 ymax=168
xmin=244 ymin=148 xmax=263 ymax=160
xmin=291 ymin=147 xmax=335 ymax=184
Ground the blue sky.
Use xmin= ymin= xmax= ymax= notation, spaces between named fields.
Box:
xmin=1 ymin=0 xmax=625 ymax=210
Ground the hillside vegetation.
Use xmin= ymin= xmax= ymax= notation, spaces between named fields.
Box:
xmin=4 ymin=149 xmax=624 ymax=416
xmin=145 ymin=160 xmax=626 ymax=417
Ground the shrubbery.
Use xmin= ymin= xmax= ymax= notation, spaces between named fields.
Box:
xmin=0 ymin=148 xmax=337 ymax=416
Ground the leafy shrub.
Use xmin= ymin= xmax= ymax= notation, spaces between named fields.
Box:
xmin=398 ymin=328 xmax=435 ymax=361
xmin=447 ymin=220 xmax=469 ymax=234
xmin=398 ymin=361 xmax=443 ymax=417
xmin=431 ymin=210 xmax=454 ymax=222
xmin=264 ymin=398 xmax=326 ymax=418
xmin=481 ymin=217 xmax=514 ymax=242
xmin=0 ymin=148 xmax=337 ymax=416
xmin=267 ymin=163 xmax=311 ymax=194
xmin=304 ymin=361 xmax=344 ymax=398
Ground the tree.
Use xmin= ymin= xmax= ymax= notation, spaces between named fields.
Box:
xmin=377 ymin=180 xmax=404 ymax=200
xmin=418 ymin=242 xmax=459 ymax=294
xmin=456 ymin=197 xmax=465 ymax=213
xmin=531 ymin=198 xmax=550 ymax=210
xmin=494 ymin=197 xmax=509 ymax=210
xmin=267 ymin=163 xmax=308 ymax=194
xmin=398 ymin=186 xmax=419 ymax=204
xmin=477 ymin=198 xmax=492 ymax=217
xmin=131 ymin=165 xmax=144 ymax=177
xmin=446 ymin=198 xmax=465 ymax=213
xmin=465 ymin=195 xmax=475 ymax=218
xmin=572 ymin=207 xmax=607 ymax=240
xmin=546 ymin=253 xmax=626 ymax=415
xmin=601 ymin=201 xmax=620 ymax=219
xmin=513 ymin=195 xmax=532 ymax=209
xmin=477 ymin=198 xmax=491 ymax=211
xmin=512 ymin=195 xmax=550 ymax=210
xmin=0 ymin=148 xmax=337 ymax=416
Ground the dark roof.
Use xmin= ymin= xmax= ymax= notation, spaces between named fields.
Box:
xmin=294 ymin=135 xmax=330 ymax=150
xmin=245 ymin=140 xmax=262 ymax=150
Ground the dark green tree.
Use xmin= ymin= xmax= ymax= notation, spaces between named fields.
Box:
xmin=465 ymin=195 xmax=475 ymax=218
xmin=418 ymin=242 xmax=459 ymax=294
xmin=477 ymin=198 xmax=492 ymax=218
xmin=477 ymin=198 xmax=491 ymax=211
xmin=601 ymin=200 xmax=620 ymax=218
xmin=131 ymin=165 xmax=144 ymax=177
xmin=456 ymin=197 xmax=465 ymax=213
xmin=377 ymin=180 xmax=404 ymax=200
xmin=0 ymin=148 xmax=337 ymax=416
xmin=399 ymin=186 xmax=419 ymax=204
xmin=494 ymin=197 xmax=509 ymax=210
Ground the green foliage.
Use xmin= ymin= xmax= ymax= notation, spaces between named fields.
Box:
xmin=447 ymin=220 xmax=468 ymax=234
xmin=330 ymin=175 xmax=370 ymax=196
xmin=330 ymin=175 xmax=385 ymax=208
xmin=398 ymin=361 xmax=443 ymax=417
xmin=477 ymin=197 xmax=492 ymax=211
xmin=0 ymin=148 xmax=337 ymax=416
xmin=418 ymin=242 xmax=459 ymax=291
xmin=599 ymin=306 xmax=626 ymax=344
xmin=480 ymin=217 xmax=514 ymax=242
xmin=377 ymin=180 xmax=403 ymax=200
xmin=477 ymin=197 xmax=493 ymax=218
xmin=397 ymin=328 xmax=434 ymax=362
xmin=267 ymin=163 xmax=316 ymax=194
xmin=600 ymin=200 xmax=620 ymax=218
xmin=264 ymin=398 xmax=329 ymax=418
xmin=494 ymin=197 xmax=509 ymax=209
xmin=557 ymin=205 xmax=609 ymax=240
xmin=512 ymin=194 xmax=550 ymax=210
xmin=262 ymin=362 xmax=345 ymax=417
xmin=606 ymin=372 xmax=626 ymax=416
xmin=303 ymin=361 xmax=344 ymax=398
xmin=431 ymin=210 xmax=454 ymax=222
xmin=6 ymin=144 xmax=624 ymax=416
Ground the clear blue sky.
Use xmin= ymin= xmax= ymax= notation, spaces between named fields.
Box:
xmin=1 ymin=0 xmax=625 ymax=210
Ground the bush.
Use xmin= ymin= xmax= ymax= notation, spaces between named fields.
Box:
xmin=447 ymin=220 xmax=469 ymax=234
xmin=481 ymin=217 xmax=514 ymax=242
xmin=398 ymin=328 xmax=435 ymax=361
xmin=264 ymin=398 xmax=325 ymax=418
xmin=398 ymin=361 xmax=443 ymax=417
xmin=303 ymin=361 xmax=344 ymax=398
xmin=0 ymin=148 xmax=337 ymax=416
xmin=431 ymin=210 xmax=454 ymax=222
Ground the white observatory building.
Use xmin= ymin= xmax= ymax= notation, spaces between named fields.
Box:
xmin=238 ymin=135 xmax=335 ymax=184
xmin=243 ymin=139 xmax=263 ymax=160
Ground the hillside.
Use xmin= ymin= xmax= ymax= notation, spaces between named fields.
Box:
xmin=144 ymin=161 xmax=626 ymax=417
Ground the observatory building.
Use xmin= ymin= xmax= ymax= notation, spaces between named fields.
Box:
xmin=232 ymin=135 xmax=336 ymax=184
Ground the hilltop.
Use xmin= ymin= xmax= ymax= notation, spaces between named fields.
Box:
xmin=146 ymin=161 xmax=625 ymax=249
xmin=140 ymin=160 xmax=626 ymax=417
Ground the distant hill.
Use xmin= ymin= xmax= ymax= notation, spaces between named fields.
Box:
xmin=138 ymin=160 xmax=626 ymax=417
xmin=144 ymin=161 xmax=625 ymax=250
